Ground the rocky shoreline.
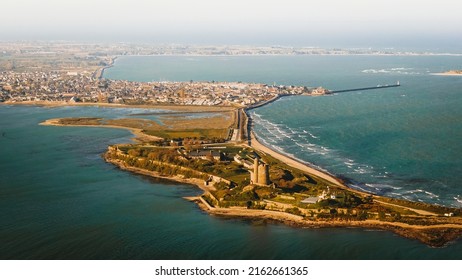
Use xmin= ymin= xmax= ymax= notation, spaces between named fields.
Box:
xmin=104 ymin=148 xmax=462 ymax=247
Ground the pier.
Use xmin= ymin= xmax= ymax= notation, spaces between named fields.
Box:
xmin=329 ymin=82 xmax=400 ymax=94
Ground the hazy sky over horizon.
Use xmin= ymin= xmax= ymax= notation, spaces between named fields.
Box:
xmin=1 ymin=0 xmax=462 ymax=49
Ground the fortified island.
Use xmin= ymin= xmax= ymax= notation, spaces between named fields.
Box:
xmin=2 ymin=43 xmax=461 ymax=247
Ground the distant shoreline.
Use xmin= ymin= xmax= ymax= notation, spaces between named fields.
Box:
xmin=431 ymin=72 xmax=462 ymax=76
xmin=98 ymin=53 xmax=462 ymax=58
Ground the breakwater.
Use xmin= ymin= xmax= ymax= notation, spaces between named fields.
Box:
xmin=329 ymin=83 xmax=400 ymax=93
xmin=94 ymin=56 xmax=117 ymax=79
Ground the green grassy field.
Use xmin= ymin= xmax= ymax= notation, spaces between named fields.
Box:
xmin=143 ymin=128 xmax=229 ymax=140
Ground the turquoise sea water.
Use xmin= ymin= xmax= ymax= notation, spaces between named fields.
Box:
xmin=1 ymin=55 xmax=462 ymax=259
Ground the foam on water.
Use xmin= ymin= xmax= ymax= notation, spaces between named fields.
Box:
xmin=251 ymin=111 xmax=379 ymax=185
xmin=361 ymin=67 xmax=422 ymax=75
xmin=454 ymin=196 xmax=462 ymax=205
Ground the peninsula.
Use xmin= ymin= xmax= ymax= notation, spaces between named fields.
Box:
xmin=40 ymin=95 xmax=462 ymax=247
xmin=3 ymin=44 xmax=460 ymax=247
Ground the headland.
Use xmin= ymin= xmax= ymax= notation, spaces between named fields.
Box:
xmin=4 ymin=48 xmax=460 ymax=247
xmin=40 ymin=97 xmax=462 ymax=247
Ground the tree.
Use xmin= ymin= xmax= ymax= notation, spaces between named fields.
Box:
xmin=358 ymin=211 xmax=368 ymax=221
xmin=246 ymin=200 xmax=253 ymax=209
xmin=278 ymin=179 xmax=287 ymax=188
xmin=128 ymin=149 xmax=140 ymax=157
xmin=392 ymin=212 xmax=402 ymax=221
xmin=378 ymin=210 xmax=386 ymax=221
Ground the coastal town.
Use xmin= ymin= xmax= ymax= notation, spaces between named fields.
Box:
xmin=0 ymin=70 xmax=325 ymax=106
xmin=0 ymin=41 xmax=451 ymax=106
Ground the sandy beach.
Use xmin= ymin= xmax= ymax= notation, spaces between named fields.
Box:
xmin=40 ymin=118 xmax=162 ymax=143
xmin=431 ymin=72 xmax=462 ymax=76
xmin=249 ymin=132 xmax=348 ymax=189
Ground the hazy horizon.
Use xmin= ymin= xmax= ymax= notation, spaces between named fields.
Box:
xmin=2 ymin=0 xmax=462 ymax=51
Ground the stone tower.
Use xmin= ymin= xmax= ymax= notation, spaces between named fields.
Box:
xmin=250 ymin=157 xmax=270 ymax=186
xmin=257 ymin=162 xmax=270 ymax=186
xmin=251 ymin=157 xmax=259 ymax=184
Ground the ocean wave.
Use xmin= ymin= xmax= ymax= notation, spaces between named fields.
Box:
xmin=252 ymin=112 xmax=382 ymax=186
xmin=255 ymin=132 xmax=332 ymax=173
xmin=252 ymin=112 xmax=262 ymax=118
xmin=454 ymin=196 xmax=462 ymax=204
xmin=361 ymin=67 xmax=421 ymax=75
xmin=308 ymin=132 xmax=319 ymax=139
xmin=347 ymin=183 xmax=371 ymax=193
xmin=320 ymin=146 xmax=330 ymax=152
xmin=402 ymin=189 xmax=439 ymax=199
xmin=295 ymin=142 xmax=330 ymax=155
xmin=300 ymin=129 xmax=320 ymax=139
xmin=354 ymin=167 xmax=371 ymax=174
xmin=365 ymin=183 xmax=401 ymax=190
xmin=390 ymin=67 xmax=413 ymax=71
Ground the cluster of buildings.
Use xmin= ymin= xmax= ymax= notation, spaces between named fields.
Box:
xmin=186 ymin=149 xmax=222 ymax=162
xmin=0 ymin=71 xmax=97 ymax=103
xmin=301 ymin=186 xmax=337 ymax=204
xmin=0 ymin=71 xmax=318 ymax=106
xmin=179 ymin=148 xmax=272 ymax=187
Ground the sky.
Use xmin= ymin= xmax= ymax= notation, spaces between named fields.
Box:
xmin=1 ymin=0 xmax=462 ymax=49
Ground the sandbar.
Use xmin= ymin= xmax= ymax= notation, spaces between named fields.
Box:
xmin=40 ymin=118 xmax=162 ymax=143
